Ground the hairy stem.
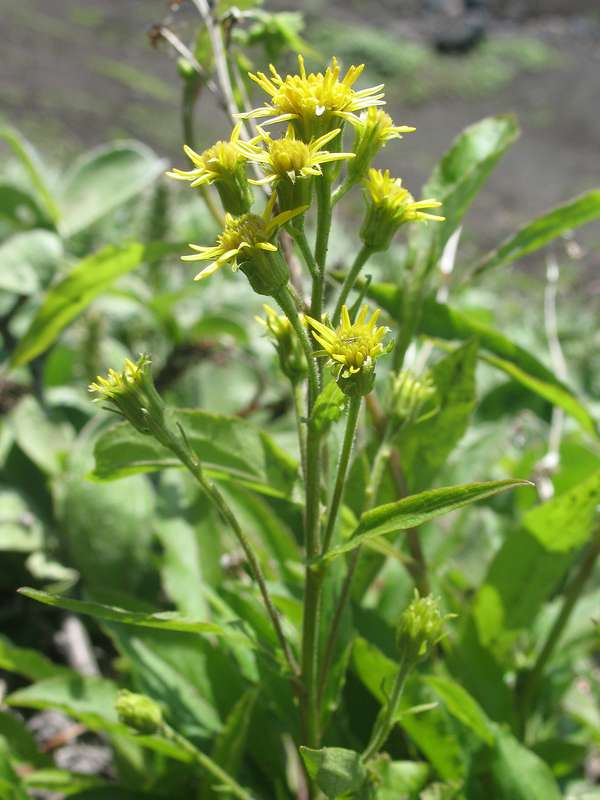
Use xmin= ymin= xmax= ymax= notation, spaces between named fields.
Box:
xmin=293 ymin=381 xmax=308 ymax=483
xmin=290 ymin=223 xmax=319 ymax=281
xmin=321 ymin=395 xmax=362 ymax=556
xmin=166 ymin=432 xmax=299 ymax=681
xmin=361 ymin=650 xmax=411 ymax=762
xmin=332 ymin=245 xmax=373 ymax=326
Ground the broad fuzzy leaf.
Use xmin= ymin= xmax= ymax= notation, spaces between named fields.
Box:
xmin=92 ymin=410 xmax=298 ymax=499
xmin=300 ymin=746 xmax=366 ymax=798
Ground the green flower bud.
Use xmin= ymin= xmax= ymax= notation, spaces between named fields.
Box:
xmin=396 ymin=593 xmax=452 ymax=663
xmin=89 ymin=355 xmax=168 ymax=444
xmin=239 ymin=246 xmax=290 ymax=296
xmin=116 ymin=690 xmax=163 ymax=735
xmin=389 ymin=369 xmax=438 ymax=429
xmin=257 ymin=305 xmax=307 ymax=383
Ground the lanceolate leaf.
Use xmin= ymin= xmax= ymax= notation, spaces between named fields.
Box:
xmin=473 ymin=189 xmax=600 ymax=276
xmin=320 ymin=480 xmax=530 ymax=563
xmin=365 ymin=281 xmax=595 ymax=435
xmin=92 ymin=410 xmax=298 ymax=499
xmin=408 ymin=115 xmax=520 ymax=270
xmin=11 ymin=242 xmax=176 ymax=368
xmin=18 ymin=588 xmax=250 ymax=643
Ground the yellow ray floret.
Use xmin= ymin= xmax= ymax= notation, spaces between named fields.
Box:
xmin=241 ymin=54 xmax=385 ymax=138
xmin=237 ymin=126 xmax=354 ymax=185
xmin=364 ymin=169 xmax=445 ymax=224
xmin=89 ymin=355 xmax=151 ymax=402
xmin=166 ymin=123 xmax=245 ymax=187
xmin=182 ymin=194 xmax=307 ymax=281
xmin=306 ymin=304 xmax=390 ymax=378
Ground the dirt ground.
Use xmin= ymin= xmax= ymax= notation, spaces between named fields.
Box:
xmin=2 ymin=0 xmax=600 ymax=268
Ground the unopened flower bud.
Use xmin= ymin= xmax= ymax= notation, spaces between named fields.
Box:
xmin=389 ymin=370 xmax=438 ymax=429
xmin=257 ymin=305 xmax=307 ymax=383
xmin=89 ymin=354 xmax=168 ymax=444
xmin=396 ymin=593 xmax=451 ymax=663
xmin=116 ymin=690 xmax=163 ymax=735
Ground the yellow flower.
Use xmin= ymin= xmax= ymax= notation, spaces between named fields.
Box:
xmin=182 ymin=195 xmax=307 ymax=294
xmin=306 ymin=304 xmax=391 ymax=385
xmin=166 ymin=124 xmax=252 ymax=214
xmin=361 ymin=168 xmax=444 ymax=251
xmin=347 ymin=108 xmax=415 ymax=182
xmin=89 ymin=356 xmax=151 ymax=402
xmin=242 ymin=54 xmax=385 ymax=140
xmin=89 ymin=355 xmax=167 ymax=438
xmin=238 ymin=126 xmax=354 ymax=186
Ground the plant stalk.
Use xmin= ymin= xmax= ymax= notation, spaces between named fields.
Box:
xmin=312 ymin=176 xmax=333 ymax=319
xmin=166 ymin=432 xmax=299 ymax=681
xmin=332 ymin=245 xmax=373 ymax=326
xmin=321 ymin=395 xmax=362 ymax=556
xmin=361 ymin=650 xmax=411 ymax=762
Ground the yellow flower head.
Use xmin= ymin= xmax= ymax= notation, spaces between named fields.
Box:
xmin=243 ymin=54 xmax=385 ymax=140
xmin=306 ymin=304 xmax=391 ymax=382
xmin=238 ymin=126 xmax=354 ymax=186
xmin=347 ymin=108 xmax=415 ymax=183
xmin=167 ymin=123 xmax=244 ymax=188
xmin=166 ymin=124 xmax=252 ymax=214
xmin=182 ymin=195 xmax=307 ymax=294
xmin=361 ymin=169 xmax=444 ymax=251
xmin=89 ymin=355 xmax=167 ymax=438
xmin=89 ymin=355 xmax=151 ymax=403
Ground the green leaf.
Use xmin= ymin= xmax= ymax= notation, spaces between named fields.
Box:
xmin=23 ymin=768 xmax=105 ymax=796
xmin=398 ymin=340 xmax=478 ymax=491
xmin=0 ymin=634 xmax=70 ymax=681
xmin=0 ymin=489 xmax=43 ymax=552
xmin=18 ymin=588 xmax=250 ymax=642
xmin=0 ymin=182 xmax=48 ymax=228
xmin=0 ymin=126 xmax=60 ymax=224
xmin=57 ymin=141 xmax=166 ymax=238
xmin=11 ymin=242 xmax=175 ymax=368
xmin=0 ymin=229 xmax=63 ymax=294
xmin=0 ymin=736 xmax=29 ymax=800
xmin=490 ymin=728 xmax=561 ymax=799
xmin=320 ymin=480 xmax=531 ymax=563
xmin=10 ymin=396 xmax=74 ymax=475
xmin=370 ymin=760 xmax=430 ymax=798
xmin=423 ymin=676 xmax=494 ymax=745
xmin=408 ymin=115 xmax=519 ymax=270
xmin=480 ymin=351 xmax=597 ymax=436
xmin=366 ymin=281 xmax=595 ymax=435
xmin=473 ymin=189 xmax=600 ymax=276
xmin=92 ymin=410 xmax=298 ymax=499
xmin=6 ymin=675 xmax=192 ymax=764
xmin=300 ymin=746 xmax=367 ymax=798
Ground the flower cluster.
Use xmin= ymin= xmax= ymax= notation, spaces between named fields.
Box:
xmin=258 ymin=304 xmax=307 ymax=383
xmin=396 ymin=592 xmax=454 ymax=664
xmin=167 ymin=54 xmax=441 ymax=297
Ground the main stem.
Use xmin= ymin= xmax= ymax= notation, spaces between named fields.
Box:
xmin=167 ymin=433 xmax=299 ymax=680
xmin=321 ymin=395 xmax=362 ymax=555
xmin=312 ymin=176 xmax=333 ymax=319
xmin=273 ymin=286 xmax=323 ymax=749
xmin=318 ymin=430 xmax=391 ymax=702
xmin=332 ymin=245 xmax=373 ymax=326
